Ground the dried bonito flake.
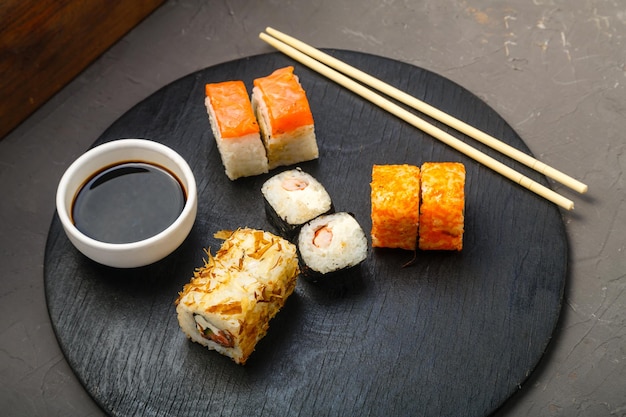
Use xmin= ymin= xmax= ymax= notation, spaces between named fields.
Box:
xmin=176 ymin=228 xmax=299 ymax=364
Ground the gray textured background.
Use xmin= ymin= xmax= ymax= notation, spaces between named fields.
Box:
xmin=1 ymin=0 xmax=624 ymax=416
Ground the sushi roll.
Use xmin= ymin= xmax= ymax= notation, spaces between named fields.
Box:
xmin=261 ymin=168 xmax=333 ymax=239
xmin=418 ymin=162 xmax=465 ymax=251
xmin=205 ymin=80 xmax=269 ymax=180
xmin=297 ymin=212 xmax=367 ymax=281
xmin=370 ymin=164 xmax=421 ymax=250
xmin=175 ymin=228 xmax=299 ymax=365
xmin=251 ymin=66 xmax=319 ymax=169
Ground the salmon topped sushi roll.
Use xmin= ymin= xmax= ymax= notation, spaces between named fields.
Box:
xmin=370 ymin=164 xmax=421 ymax=250
xmin=205 ymin=80 xmax=269 ymax=180
xmin=251 ymin=67 xmax=319 ymax=169
xmin=418 ymin=162 xmax=465 ymax=251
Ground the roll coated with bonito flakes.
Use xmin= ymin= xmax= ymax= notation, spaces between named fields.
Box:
xmin=175 ymin=228 xmax=299 ymax=365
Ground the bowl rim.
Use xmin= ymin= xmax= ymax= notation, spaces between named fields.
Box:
xmin=55 ymin=138 xmax=198 ymax=251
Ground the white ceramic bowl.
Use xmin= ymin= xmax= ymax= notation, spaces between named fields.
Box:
xmin=56 ymin=139 xmax=197 ymax=268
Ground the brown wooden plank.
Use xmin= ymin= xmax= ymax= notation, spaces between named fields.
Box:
xmin=0 ymin=0 xmax=166 ymax=139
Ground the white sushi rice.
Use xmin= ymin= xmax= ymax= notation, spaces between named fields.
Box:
xmin=261 ymin=169 xmax=332 ymax=227
xmin=298 ymin=212 xmax=367 ymax=275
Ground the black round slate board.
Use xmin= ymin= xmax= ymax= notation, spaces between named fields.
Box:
xmin=44 ymin=50 xmax=568 ymax=417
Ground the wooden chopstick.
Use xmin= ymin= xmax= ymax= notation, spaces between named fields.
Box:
xmin=264 ymin=28 xmax=586 ymax=196
xmin=266 ymin=27 xmax=588 ymax=194
xmin=264 ymin=27 xmax=587 ymax=195
xmin=259 ymin=29 xmax=576 ymax=210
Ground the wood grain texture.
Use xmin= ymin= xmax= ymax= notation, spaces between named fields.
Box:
xmin=44 ymin=51 xmax=567 ymax=417
xmin=0 ymin=0 xmax=165 ymax=139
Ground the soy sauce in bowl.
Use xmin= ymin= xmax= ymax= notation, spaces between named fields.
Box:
xmin=56 ymin=139 xmax=197 ymax=268
xmin=72 ymin=162 xmax=186 ymax=244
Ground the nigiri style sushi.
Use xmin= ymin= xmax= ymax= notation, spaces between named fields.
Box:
xmin=297 ymin=212 xmax=367 ymax=282
xmin=175 ymin=228 xmax=299 ymax=365
xmin=370 ymin=164 xmax=421 ymax=250
xmin=418 ymin=162 xmax=465 ymax=251
xmin=261 ymin=168 xmax=333 ymax=239
xmin=205 ymin=80 xmax=268 ymax=180
xmin=251 ymin=66 xmax=319 ymax=169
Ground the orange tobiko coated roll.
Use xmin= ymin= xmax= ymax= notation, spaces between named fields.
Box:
xmin=418 ymin=162 xmax=465 ymax=251
xmin=370 ymin=164 xmax=421 ymax=250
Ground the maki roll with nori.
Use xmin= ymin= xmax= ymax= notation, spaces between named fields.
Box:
xmin=261 ymin=168 xmax=333 ymax=239
xmin=297 ymin=212 xmax=367 ymax=282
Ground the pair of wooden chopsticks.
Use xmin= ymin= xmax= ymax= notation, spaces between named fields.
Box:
xmin=259 ymin=27 xmax=588 ymax=210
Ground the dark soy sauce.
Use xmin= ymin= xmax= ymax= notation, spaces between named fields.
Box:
xmin=72 ymin=162 xmax=186 ymax=244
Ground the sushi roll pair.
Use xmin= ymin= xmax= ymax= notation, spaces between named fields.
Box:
xmin=370 ymin=162 xmax=466 ymax=252
xmin=176 ymin=228 xmax=299 ymax=365
xmin=261 ymin=169 xmax=367 ymax=282
xmin=204 ymin=67 xmax=318 ymax=180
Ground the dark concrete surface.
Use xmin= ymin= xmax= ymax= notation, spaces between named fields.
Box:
xmin=1 ymin=1 xmax=624 ymax=416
